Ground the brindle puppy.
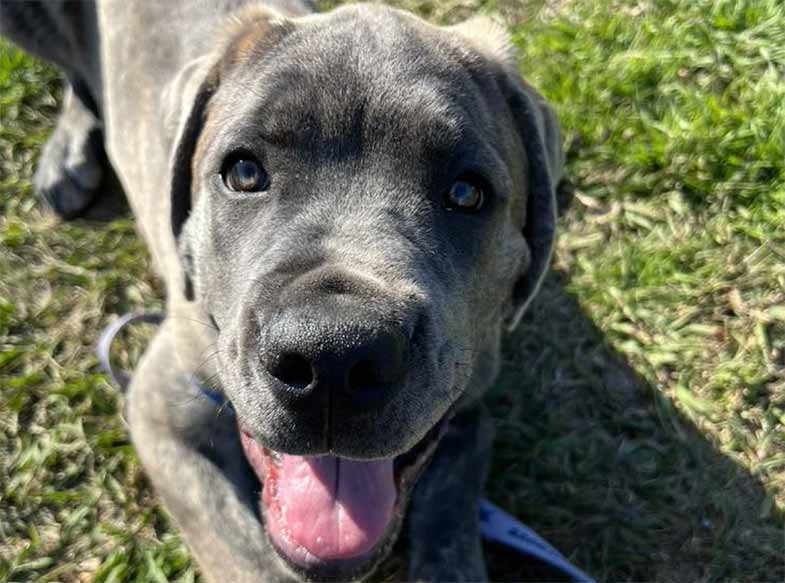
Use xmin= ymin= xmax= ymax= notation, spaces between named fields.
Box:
xmin=1 ymin=1 xmax=563 ymax=580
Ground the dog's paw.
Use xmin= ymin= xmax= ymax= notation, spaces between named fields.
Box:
xmin=34 ymin=119 xmax=104 ymax=219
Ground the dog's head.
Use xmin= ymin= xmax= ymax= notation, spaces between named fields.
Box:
xmin=166 ymin=4 xmax=561 ymax=580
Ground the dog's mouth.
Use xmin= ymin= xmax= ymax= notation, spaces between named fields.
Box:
xmin=238 ymin=415 xmax=450 ymax=579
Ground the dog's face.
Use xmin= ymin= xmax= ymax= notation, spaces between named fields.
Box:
xmin=171 ymin=4 xmax=560 ymax=580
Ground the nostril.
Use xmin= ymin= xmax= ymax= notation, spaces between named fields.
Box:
xmin=269 ymin=352 xmax=314 ymax=389
xmin=344 ymin=328 xmax=408 ymax=403
xmin=346 ymin=359 xmax=381 ymax=395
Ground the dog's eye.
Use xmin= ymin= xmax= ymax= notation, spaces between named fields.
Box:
xmin=222 ymin=158 xmax=269 ymax=193
xmin=444 ymin=179 xmax=484 ymax=212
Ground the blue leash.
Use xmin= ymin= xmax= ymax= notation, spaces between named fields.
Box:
xmin=98 ymin=312 xmax=595 ymax=583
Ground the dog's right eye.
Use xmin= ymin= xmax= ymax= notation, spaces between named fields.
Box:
xmin=222 ymin=157 xmax=270 ymax=193
xmin=443 ymin=178 xmax=485 ymax=213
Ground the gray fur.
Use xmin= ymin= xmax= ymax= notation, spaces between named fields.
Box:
xmin=1 ymin=1 xmax=562 ymax=581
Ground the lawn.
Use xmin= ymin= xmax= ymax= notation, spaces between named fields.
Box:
xmin=1 ymin=0 xmax=784 ymax=581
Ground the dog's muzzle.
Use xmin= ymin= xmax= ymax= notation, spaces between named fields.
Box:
xmin=232 ymin=271 xmax=427 ymax=570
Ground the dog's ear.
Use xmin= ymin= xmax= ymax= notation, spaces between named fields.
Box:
xmin=162 ymin=7 xmax=295 ymax=299
xmin=453 ymin=17 xmax=564 ymax=330
xmin=502 ymin=74 xmax=564 ymax=330
xmin=158 ymin=53 xmax=216 ymax=301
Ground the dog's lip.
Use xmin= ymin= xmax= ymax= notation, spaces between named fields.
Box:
xmin=237 ymin=411 xmax=450 ymax=482
xmin=238 ymin=412 xmax=453 ymax=579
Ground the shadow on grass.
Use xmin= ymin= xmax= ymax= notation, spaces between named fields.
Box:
xmin=484 ymin=271 xmax=784 ymax=582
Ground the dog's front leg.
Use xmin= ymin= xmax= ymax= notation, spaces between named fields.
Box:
xmin=126 ymin=322 xmax=292 ymax=583
xmin=407 ymin=405 xmax=495 ymax=582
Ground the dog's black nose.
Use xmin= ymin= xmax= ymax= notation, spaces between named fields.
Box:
xmin=262 ymin=307 xmax=409 ymax=413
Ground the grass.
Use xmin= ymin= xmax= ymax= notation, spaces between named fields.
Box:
xmin=1 ymin=0 xmax=784 ymax=581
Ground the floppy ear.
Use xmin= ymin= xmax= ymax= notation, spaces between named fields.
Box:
xmin=503 ymin=74 xmax=564 ymax=330
xmin=159 ymin=51 xmax=220 ymax=301
xmin=164 ymin=59 xmax=220 ymax=245
xmin=161 ymin=7 xmax=295 ymax=300
xmin=452 ymin=16 xmax=564 ymax=330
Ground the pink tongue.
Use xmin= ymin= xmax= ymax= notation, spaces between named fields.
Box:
xmin=266 ymin=454 xmax=396 ymax=562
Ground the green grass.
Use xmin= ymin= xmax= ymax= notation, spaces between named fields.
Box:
xmin=1 ymin=0 xmax=784 ymax=581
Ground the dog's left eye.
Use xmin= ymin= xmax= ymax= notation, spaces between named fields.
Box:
xmin=443 ymin=179 xmax=484 ymax=212
xmin=222 ymin=158 xmax=270 ymax=193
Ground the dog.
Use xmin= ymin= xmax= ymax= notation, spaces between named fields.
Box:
xmin=1 ymin=1 xmax=563 ymax=580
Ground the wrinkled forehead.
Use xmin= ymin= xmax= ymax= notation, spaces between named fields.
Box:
xmin=211 ymin=10 xmax=501 ymax=163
